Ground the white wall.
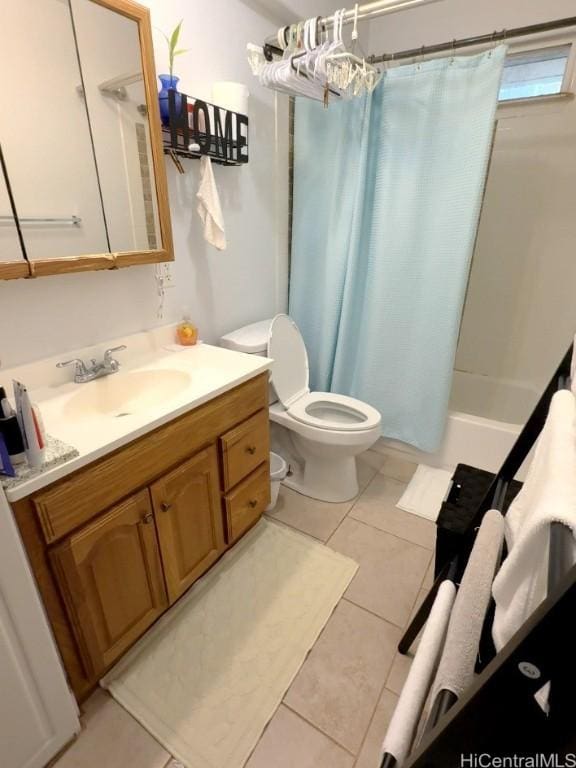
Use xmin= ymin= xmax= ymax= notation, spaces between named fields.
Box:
xmin=6 ymin=0 xmax=573 ymax=373
xmin=455 ymin=66 xmax=576 ymax=405
xmin=365 ymin=0 xmax=576 ymax=52
xmin=0 ymin=0 xmax=296 ymax=369
xmin=366 ymin=0 xmax=576 ymax=418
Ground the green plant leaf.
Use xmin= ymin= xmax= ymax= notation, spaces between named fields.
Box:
xmin=154 ymin=26 xmax=171 ymax=46
xmin=170 ymin=20 xmax=183 ymax=55
xmin=173 ymin=49 xmax=189 ymax=57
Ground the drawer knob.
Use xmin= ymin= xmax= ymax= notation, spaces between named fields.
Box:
xmin=141 ymin=512 xmax=154 ymax=525
xmin=248 ymin=499 xmax=258 ymax=508
xmin=161 ymin=502 xmax=172 ymax=513
xmin=245 ymin=445 xmax=257 ymax=455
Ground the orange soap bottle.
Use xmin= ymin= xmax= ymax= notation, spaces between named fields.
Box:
xmin=176 ymin=317 xmax=198 ymax=346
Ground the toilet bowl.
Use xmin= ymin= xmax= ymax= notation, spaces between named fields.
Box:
xmin=221 ymin=315 xmax=381 ymax=502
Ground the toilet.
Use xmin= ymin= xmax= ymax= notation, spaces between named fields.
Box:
xmin=220 ymin=314 xmax=381 ymax=502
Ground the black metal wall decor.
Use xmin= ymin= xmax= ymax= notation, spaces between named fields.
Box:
xmin=163 ymin=89 xmax=249 ymax=166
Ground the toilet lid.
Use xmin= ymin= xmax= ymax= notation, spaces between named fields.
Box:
xmin=267 ymin=314 xmax=310 ymax=407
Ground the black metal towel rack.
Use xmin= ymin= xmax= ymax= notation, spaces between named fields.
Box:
xmin=381 ymin=343 xmax=576 ymax=767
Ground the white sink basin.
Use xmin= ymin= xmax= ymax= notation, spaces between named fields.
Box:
xmin=63 ymin=369 xmax=192 ymax=419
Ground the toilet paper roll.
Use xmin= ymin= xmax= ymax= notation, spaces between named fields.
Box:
xmin=212 ymin=82 xmax=249 ymax=116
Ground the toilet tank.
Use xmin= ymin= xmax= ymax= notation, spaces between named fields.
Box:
xmin=220 ymin=319 xmax=277 ymax=404
xmin=220 ymin=319 xmax=272 ymax=356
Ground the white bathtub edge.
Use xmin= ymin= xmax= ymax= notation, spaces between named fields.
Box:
xmin=373 ymin=410 xmax=530 ymax=481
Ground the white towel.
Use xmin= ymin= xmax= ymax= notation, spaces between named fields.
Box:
xmin=432 ymin=510 xmax=505 ymax=699
xmin=492 ymin=390 xmax=576 ymax=650
xmin=396 ymin=464 xmax=453 ymax=521
xmin=382 ymin=580 xmax=456 ymax=764
xmin=196 ymin=156 xmax=226 ymax=251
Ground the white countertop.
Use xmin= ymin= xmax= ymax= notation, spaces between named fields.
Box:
xmin=4 ymin=340 xmax=271 ymax=502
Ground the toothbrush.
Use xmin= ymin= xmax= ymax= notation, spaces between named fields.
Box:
xmin=13 ymin=380 xmax=45 ymax=469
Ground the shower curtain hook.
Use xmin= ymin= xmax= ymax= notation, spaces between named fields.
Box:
xmin=417 ymin=44 xmax=425 ymax=70
xmin=352 ymin=3 xmax=359 ymax=42
xmin=488 ymin=30 xmax=496 ymax=57
xmin=450 ymin=38 xmax=456 ymax=64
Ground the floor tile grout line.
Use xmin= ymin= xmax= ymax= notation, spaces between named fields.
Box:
xmin=273 ymin=459 xmax=421 ymax=551
xmin=346 ymin=506 xmax=436 ymax=552
xmin=351 ymin=680 xmax=400 ymax=768
xmin=326 ymin=513 xmax=436 ymax=558
xmin=264 ymin=513 xmax=330 ymax=544
xmin=347 ymin=472 xmax=437 ymax=552
xmin=345 ymin=583 xmax=403 ymax=767
xmin=346 ymin=467 xmax=381 ymax=518
xmin=281 ymin=701 xmax=358 ymax=758
xmin=340 ymin=596 xmax=409 ymax=632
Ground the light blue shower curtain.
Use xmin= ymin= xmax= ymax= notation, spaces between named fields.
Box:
xmin=289 ymin=47 xmax=506 ymax=452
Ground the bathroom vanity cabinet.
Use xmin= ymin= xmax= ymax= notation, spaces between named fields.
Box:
xmin=11 ymin=373 xmax=270 ymax=702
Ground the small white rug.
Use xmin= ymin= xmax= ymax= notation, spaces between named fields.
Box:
xmin=396 ymin=464 xmax=454 ymax=522
xmin=101 ymin=518 xmax=357 ymax=768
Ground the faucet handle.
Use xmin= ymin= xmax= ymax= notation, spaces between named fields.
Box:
xmin=103 ymin=345 xmax=127 ymax=370
xmin=56 ymin=358 xmax=88 ymax=376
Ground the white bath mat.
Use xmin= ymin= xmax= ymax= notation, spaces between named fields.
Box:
xmin=396 ymin=464 xmax=454 ymax=521
xmin=101 ymin=518 xmax=357 ymax=768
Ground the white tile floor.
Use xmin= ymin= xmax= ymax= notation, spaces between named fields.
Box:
xmin=53 ymin=451 xmax=434 ymax=768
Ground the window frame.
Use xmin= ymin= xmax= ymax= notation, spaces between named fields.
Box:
xmin=498 ymin=36 xmax=575 ymax=106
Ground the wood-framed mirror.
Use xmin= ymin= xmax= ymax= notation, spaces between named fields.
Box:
xmin=0 ymin=0 xmax=173 ymax=280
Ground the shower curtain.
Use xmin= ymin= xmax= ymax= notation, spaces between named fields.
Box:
xmin=289 ymin=47 xmax=506 ymax=452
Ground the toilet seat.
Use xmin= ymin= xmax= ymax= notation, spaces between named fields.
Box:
xmin=268 ymin=315 xmax=381 ymax=433
xmin=287 ymin=392 xmax=381 ymax=432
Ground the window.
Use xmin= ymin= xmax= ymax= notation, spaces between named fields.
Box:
xmin=498 ymin=44 xmax=572 ymax=102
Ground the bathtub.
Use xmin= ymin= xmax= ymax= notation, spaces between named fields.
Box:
xmin=377 ymin=370 xmax=540 ymax=478
xmin=449 ymin=370 xmax=540 ymax=426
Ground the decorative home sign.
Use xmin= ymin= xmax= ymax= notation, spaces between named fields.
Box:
xmin=166 ymin=89 xmax=249 ymax=165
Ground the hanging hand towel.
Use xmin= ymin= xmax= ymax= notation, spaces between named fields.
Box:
xmin=431 ymin=510 xmax=505 ymax=701
xmin=492 ymin=390 xmax=576 ymax=650
xmin=196 ymin=156 xmax=226 ymax=251
xmin=382 ymin=580 xmax=456 ymax=765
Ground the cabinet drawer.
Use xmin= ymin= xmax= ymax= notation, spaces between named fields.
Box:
xmin=220 ymin=409 xmax=269 ymax=490
xmin=224 ymin=463 xmax=270 ymax=543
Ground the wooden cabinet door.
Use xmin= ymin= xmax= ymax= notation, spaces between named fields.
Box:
xmin=151 ymin=445 xmax=225 ymax=604
xmin=50 ymin=490 xmax=167 ymax=679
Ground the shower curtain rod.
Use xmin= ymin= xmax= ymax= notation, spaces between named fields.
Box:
xmin=369 ymin=15 xmax=576 ymax=63
xmin=264 ymin=0 xmax=443 ymax=49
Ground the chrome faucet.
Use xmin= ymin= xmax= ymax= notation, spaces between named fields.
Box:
xmin=57 ymin=346 xmax=127 ymax=383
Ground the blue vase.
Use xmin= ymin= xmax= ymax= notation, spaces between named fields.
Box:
xmin=158 ymin=74 xmax=181 ymax=127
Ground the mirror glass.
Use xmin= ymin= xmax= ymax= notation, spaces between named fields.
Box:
xmin=71 ymin=0 xmax=161 ymax=252
xmin=0 ymin=0 xmax=109 ymax=262
xmin=0 ymin=0 xmax=162 ymax=266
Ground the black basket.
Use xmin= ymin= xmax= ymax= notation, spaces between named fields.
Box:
xmin=435 ymin=463 xmax=522 ymax=576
